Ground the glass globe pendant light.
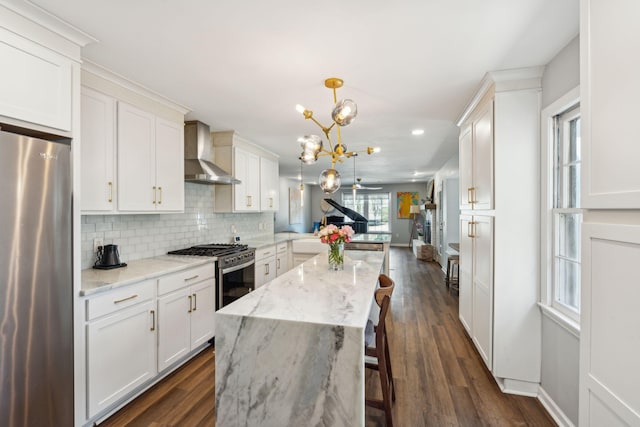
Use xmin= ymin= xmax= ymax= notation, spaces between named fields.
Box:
xmin=319 ymin=168 xmax=341 ymax=194
xmin=332 ymin=99 xmax=357 ymax=126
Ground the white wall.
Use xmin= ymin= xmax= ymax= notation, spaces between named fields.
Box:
xmin=542 ymin=36 xmax=580 ymax=109
xmin=433 ymin=153 xmax=460 ymax=266
xmin=274 ymin=177 xmax=312 ymax=233
xmin=309 ymin=182 xmax=428 ymax=245
xmin=539 ymin=35 xmax=580 ymax=427
xmin=80 ymin=182 xmax=274 ymax=269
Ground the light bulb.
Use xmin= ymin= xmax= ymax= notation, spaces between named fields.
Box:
xmin=332 ymin=99 xmax=357 ymax=126
xmin=319 ymin=169 xmax=341 ymax=194
xmin=295 ymin=104 xmax=306 ymax=114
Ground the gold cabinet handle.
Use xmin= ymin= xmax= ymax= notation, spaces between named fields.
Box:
xmin=184 ymin=275 xmax=199 ymax=282
xmin=277 ymin=258 xmax=280 ymax=269
xmin=192 ymin=293 xmax=197 ymax=311
xmin=468 ymin=187 xmax=478 ymax=204
xmin=269 ymin=197 xmax=273 ymax=208
xmin=247 ymin=195 xmax=252 ymax=207
xmin=150 ymin=310 xmax=155 ymax=331
xmin=108 ymin=181 xmax=113 ymax=203
xmin=113 ymin=294 xmax=138 ymax=304
xmin=153 ymin=186 xmax=157 ymax=204
xmin=158 ymin=186 xmax=162 ymax=204
xmin=188 ymin=295 xmax=192 ymax=313
xmin=265 ymin=263 xmax=269 ymax=275
xmin=468 ymin=221 xmax=476 ymax=238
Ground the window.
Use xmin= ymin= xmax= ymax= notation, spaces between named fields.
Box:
xmin=551 ymin=104 xmax=582 ymax=320
xmin=341 ymin=192 xmax=391 ymax=233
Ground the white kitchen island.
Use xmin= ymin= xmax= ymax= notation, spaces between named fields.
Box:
xmin=215 ymin=250 xmax=385 ymax=427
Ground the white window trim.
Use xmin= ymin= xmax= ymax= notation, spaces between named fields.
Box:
xmin=540 ymin=85 xmax=581 ymax=331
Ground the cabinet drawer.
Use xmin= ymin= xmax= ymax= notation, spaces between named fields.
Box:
xmin=255 ymin=245 xmax=276 ymax=260
xmin=276 ymin=242 xmax=288 ymax=253
xmin=86 ymin=280 xmax=154 ymax=321
xmin=157 ymin=263 xmax=215 ymax=296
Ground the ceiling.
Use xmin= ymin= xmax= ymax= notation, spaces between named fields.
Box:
xmin=32 ymin=0 xmax=579 ymax=187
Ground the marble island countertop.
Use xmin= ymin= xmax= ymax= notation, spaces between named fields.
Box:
xmin=217 ymin=250 xmax=385 ymax=327
xmin=80 ymin=255 xmax=212 ymax=296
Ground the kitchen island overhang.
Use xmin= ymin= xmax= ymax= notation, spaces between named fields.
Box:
xmin=215 ymin=250 xmax=385 ymax=427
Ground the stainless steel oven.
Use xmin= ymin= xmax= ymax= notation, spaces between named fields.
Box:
xmin=217 ymin=249 xmax=255 ymax=309
xmin=168 ymin=244 xmax=255 ymax=310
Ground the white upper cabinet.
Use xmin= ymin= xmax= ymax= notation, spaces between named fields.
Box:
xmin=154 ymin=117 xmax=185 ymax=211
xmin=233 ymin=147 xmax=261 ymax=212
xmin=260 ymin=156 xmax=279 ymax=211
xmin=117 ymin=102 xmax=184 ymax=213
xmin=581 ymin=0 xmax=640 ymax=209
xmin=459 ymin=97 xmax=493 ymax=210
xmin=213 ymin=131 xmax=279 ymax=213
xmin=81 ymin=87 xmax=116 ymax=212
xmin=0 ymin=27 xmax=72 ymax=132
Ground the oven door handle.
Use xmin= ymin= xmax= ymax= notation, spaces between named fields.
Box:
xmin=221 ymin=259 xmax=255 ymax=274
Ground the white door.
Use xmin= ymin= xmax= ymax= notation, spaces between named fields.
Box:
xmin=459 ymin=125 xmax=473 ymax=210
xmin=117 ymin=102 xmax=156 ymax=211
xmin=86 ymin=301 xmax=156 ymax=417
xmin=260 ymin=157 xmax=279 ymax=211
xmin=157 ymin=288 xmax=191 ymax=372
xmin=472 ymin=101 xmax=494 ymax=210
xmin=255 ymin=256 xmax=276 ymax=288
xmin=471 ymin=215 xmax=494 ymax=370
xmin=233 ymin=148 xmax=249 ymax=211
xmin=155 ymin=118 xmax=184 ymax=212
xmin=276 ymin=252 xmax=289 ymax=277
xmin=246 ymin=152 xmax=261 ymax=211
xmin=458 ymin=215 xmax=473 ymax=334
xmin=189 ymin=280 xmax=216 ymax=348
xmin=81 ymin=87 xmax=116 ymax=212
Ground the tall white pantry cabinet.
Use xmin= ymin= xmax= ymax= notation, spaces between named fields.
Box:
xmin=579 ymin=1 xmax=640 ymax=425
xmin=457 ymin=67 xmax=542 ymax=395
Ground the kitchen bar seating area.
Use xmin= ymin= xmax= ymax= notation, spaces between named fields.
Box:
xmin=99 ymin=248 xmax=555 ymax=427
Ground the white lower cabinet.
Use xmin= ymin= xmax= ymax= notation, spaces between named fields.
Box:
xmin=85 ymin=281 xmax=157 ymax=419
xmin=255 ymin=245 xmax=277 ymax=288
xmin=157 ymin=264 xmax=215 ymax=372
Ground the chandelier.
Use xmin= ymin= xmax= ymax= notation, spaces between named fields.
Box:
xmin=296 ymin=77 xmax=380 ymax=193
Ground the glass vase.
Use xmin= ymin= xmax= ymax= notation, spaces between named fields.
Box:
xmin=328 ymin=242 xmax=345 ymax=271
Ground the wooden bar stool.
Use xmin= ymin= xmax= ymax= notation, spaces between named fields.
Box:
xmin=364 ymin=274 xmax=396 ymax=426
xmin=446 ymin=254 xmax=459 ymax=290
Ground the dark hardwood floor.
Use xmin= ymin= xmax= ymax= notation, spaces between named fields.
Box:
xmin=100 ymin=247 xmax=555 ymax=427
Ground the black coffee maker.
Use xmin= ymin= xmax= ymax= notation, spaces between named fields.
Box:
xmin=94 ymin=244 xmax=126 ymax=269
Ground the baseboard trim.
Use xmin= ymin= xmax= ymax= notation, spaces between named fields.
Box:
xmin=495 ymin=377 xmax=539 ymax=397
xmin=538 ymin=386 xmax=575 ymax=427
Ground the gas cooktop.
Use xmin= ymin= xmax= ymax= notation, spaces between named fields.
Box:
xmin=168 ymin=243 xmax=249 ymax=257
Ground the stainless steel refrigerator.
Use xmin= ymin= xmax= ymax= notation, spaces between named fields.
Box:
xmin=0 ymin=129 xmax=73 ymax=426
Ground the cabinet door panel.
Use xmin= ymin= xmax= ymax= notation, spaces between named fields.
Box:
xmin=190 ymin=281 xmax=215 ymax=348
xmin=459 ymin=126 xmax=473 ymax=210
xmin=117 ymin=102 xmax=156 ymax=211
xmin=0 ymin=28 xmax=72 ymax=131
xmin=260 ymin=157 xmax=279 ymax=211
xmin=233 ymin=148 xmax=249 ymax=211
xmin=472 ymin=102 xmax=494 ymax=210
xmin=81 ymin=87 xmax=116 ymax=212
xmin=157 ymin=289 xmax=191 ymax=372
xmin=459 ymin=215 xmax=473 ymax=333
xmin=472 ymin=216 xmax=494 ymax=370
xmin=155 ymin=118 xmax=184 ymax=212
xmin=87 ymin=301 xmax=156 ymax=417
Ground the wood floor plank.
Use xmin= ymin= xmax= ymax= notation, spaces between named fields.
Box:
xmin=98 ymin=248 xmax=555 ymax=427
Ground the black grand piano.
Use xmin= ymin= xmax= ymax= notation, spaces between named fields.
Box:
xmin=322 ymin=198 xmax=368 ymax=234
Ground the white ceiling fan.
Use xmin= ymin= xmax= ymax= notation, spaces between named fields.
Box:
xmin=351 ymin=155 xmax=382 ymax=198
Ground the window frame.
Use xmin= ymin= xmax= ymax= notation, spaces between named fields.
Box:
xmin=340 ymin=190 xmax=391 ymax=233
xmin=539 ymin=86 xmax=581 ymax=336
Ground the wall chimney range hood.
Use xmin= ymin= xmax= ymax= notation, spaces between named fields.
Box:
xmin=184 ymin=120 xmax=240 ymax=185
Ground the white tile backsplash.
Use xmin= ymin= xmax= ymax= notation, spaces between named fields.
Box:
xmin=81 ymin=183 xmax=274 ymax=269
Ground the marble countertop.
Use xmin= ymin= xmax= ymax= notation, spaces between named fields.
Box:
xmin=216 ymin=250 xmax=385 ymax=328
xmin=80 ymin=255 xmax=212 ymax=296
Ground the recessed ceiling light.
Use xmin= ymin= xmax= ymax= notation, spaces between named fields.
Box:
xmin=412 ymin=129 xmax=424 ymax=136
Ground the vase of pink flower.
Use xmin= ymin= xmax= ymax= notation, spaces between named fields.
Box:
xmin=318 ymin=224 xmax=355 ymax=270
